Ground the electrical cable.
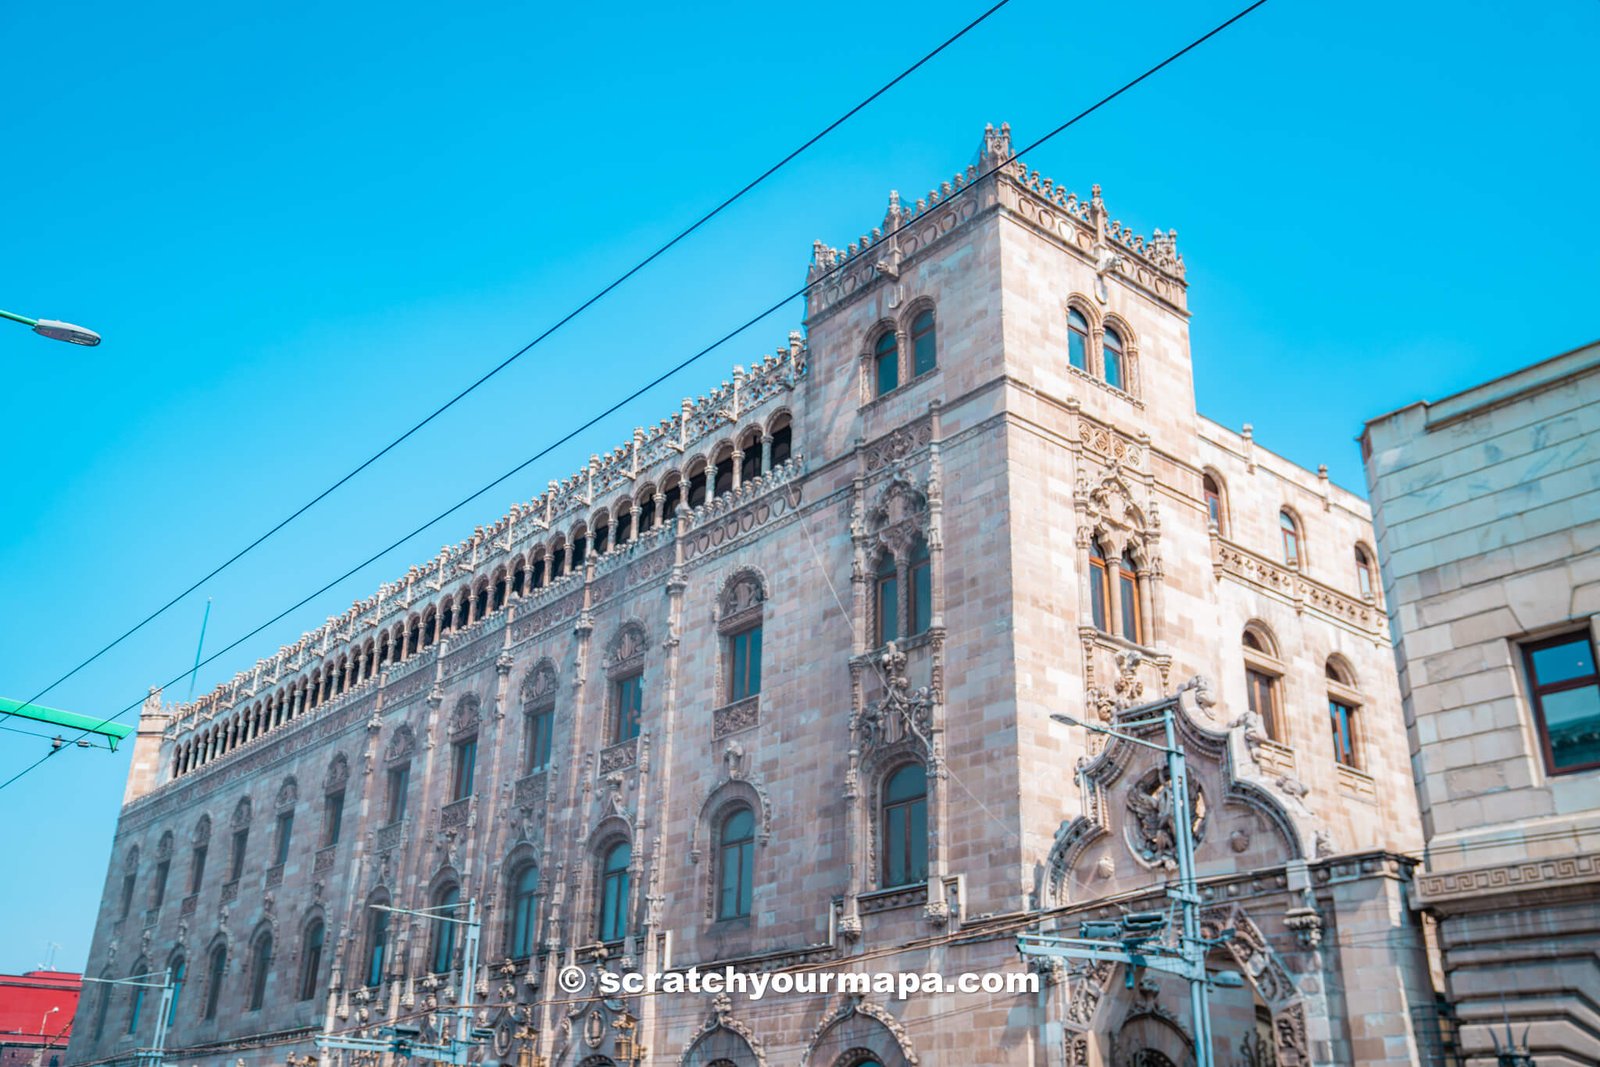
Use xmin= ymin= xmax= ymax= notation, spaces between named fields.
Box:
xmin=0 ymin=0 xmax=1018 ymax=737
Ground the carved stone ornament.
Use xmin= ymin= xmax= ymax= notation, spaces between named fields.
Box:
xmin=718 ymin=569 xmax=767 ymax=632
xmin=1125 ymin=767 xmax=1206 ymax=868
xmin=276 ymin=776 xmax=298 ymax=810
xmin=324 ymin=752 xmax=350 ymax=792
xmin=676 ymin=993 xmax=768 ymax=1067
xmin=1083 ymin=464 xmax=1147 ymax=541
xmin=449 ymin=695 xmax=481 ymax=739
xmin=385 ymin=723 xmax=416 ymax=766
xmin=231 ymin=796 xmax=253 ymax=830
xmin=867 ymin=469 xmax=930 ymax=558
xmin=603 ymin=622 xmax=649 ymax=674
xmin=193 ymin=815 xmax=211 ymax=845
xmin=858 ymin=643 xmax=937 ymax=756
xmin=522 ymin=660 xmax=559 ymax=706
xmin=155 ymin=831 xmax=174 ymax=860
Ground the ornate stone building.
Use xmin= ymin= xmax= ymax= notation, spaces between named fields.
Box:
xmin=1363 ymin=341 xmax=1600 ymax=1066
xmin=69 ymin=125 xmax=1437 ymax=1067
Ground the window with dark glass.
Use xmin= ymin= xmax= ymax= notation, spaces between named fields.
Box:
xmin=1118 ymin=552 xmax=1141 ymax=644
xmin=128 ymin=959 xmax=148 ymax=1034
xmin=431 ymin=885 xmax=460 ymax=973
xmin=508 ymin=865 xmax=538 ymax=958
xmin=1203 ymin=474 xmax=1224 ymax=532
xmin=165 ymin=957 xmax=184 ymax=1027
xmin=571 ymin=536 xmax=587 ymax=568
xmin=1280 ymin=510 xmax=1301 ymax=567
xmin=323 ymin=791 xmax=344 ymax=848
xmin=612 ymin=675 xmax=643 ymax=743
xmin=1329 ymin=698 xmax=1358 ymax=767
xmin=909 ymin=540 xmax=932 ymax=637
xmin=299 ymin=921 xmax=323 ymax=1001
xmin=770 ymin=423 xmax=792 ymax=468
xmin=714 ymin=456 xmax=734 ymax=497
xmin=911 ymin=309 xmax=936 ymax=377
xmin=598 ymin=842 xmax=631 ymax=942
xmin=190 ymin=845 xmax=207 ymax=894
xmin=717 ymin=808 xmax=755 ymax=919
xmin=882 ymin=764 xmax=928 ymax=887
xmin=1523 ymin=632 xmax=1600 ymax=774
xmin=525 ymin=707 xmax=554 ymax=773
xmin=92 ymin=976 xmax=110 ymax=1041
xmin=875 ymin=554 xmax=899 ymax=647
xmin=1068 ymin=308 xmax=1089 ymax=371
xmin=1355 ymin=546 xmax=1375 ymax=598
xmin=152 ymin=860 xmax=169 ymax=910
xmin=386 ymin=765 xmax=409 ymax=825
xmin=874 ymin=330 xmax=899 ymax=396
xmin=615 ymin=510 xmax=632 ymax=545
xmin=1088 ymin=540 xmax=1110 ymax=633
xmin=1246 ymin=668 xmax=1281 ymax=741
xmin=247 ymin=934 xmax=272 ymax=1011
xmin=274 ymin=812 xmax=293 ymax=866
xmin=366 ymin=907 xmax=389 ymax=987
xmin=203 ymin=945 xmax=226 ymax=1020
xmin=451 ymin=738 xmax=477 ymax=802
xmin=663 ymin=484 xmax=681 ymax=520
xmin=119 ymin=873 xmax=136 ymax=918
xmin=1103 ymin=327 xmax=1125 ymax=390
xmin=728 ymin=625 xmax=762 ymax=702
xmin=229 ymin=829 xmax=248 ymax=881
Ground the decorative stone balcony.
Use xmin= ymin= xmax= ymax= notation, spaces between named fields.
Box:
xmin=180 ymin=894 xmax=197 ymax=918
xmin=713 ymin=696 xmax=760 ymax=740
xmin=313 ymin=845 xmax=337 ymax=874
xmin=376 ymin=821 xmax=404 ymax=852
xmin=1254 ymin=738 xmax=1298 ymax=780
xmin=1336 ymin=763 xmax=1376 ymax=802
xmin=441 ymin=797 xmax=472 ymax=834
xmin=514 ymin=771 xmax=547 ymax=808
xmin=266 ymin=863 xmax=284 ymax=888
xmin=220 ymin=879 xmax=239 ymax=905
xmin=599 ymin=736 xmax=638 ymax=774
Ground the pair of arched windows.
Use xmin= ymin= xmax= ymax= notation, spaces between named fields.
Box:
xmin=1088 ymin=540 xmax=1143 ymax=643
xmin=1243 ymin=624 xmax=1366 ymax=770
xmin=1067 ymin=308 xmax=1126 ymax=391
xmin=872 ymin=309 xmax=937 ymax=398
xmin=874 ymin=542 xmax=932 ymax=647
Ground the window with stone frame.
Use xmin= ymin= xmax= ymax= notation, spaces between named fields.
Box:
xmin=506 ymin=862 xmax=539 ymax=959
xmin=872 ymin=327 xmax=899 ymax=397
xmin=522 ymin=661 xmax=558 ymax=774
xmin=718 ymin=571 xmax=767 ymax=705
xmin=1068 ymin=306 xmax=1091 ymax=372
xmin=1354 ymin=543 xmax=1377 ymax=600
xmin=597 ymin=840 xmax=631 ymax=943
xmin=450 ymin=737 xmax=477 ymax=802
xmin=273 ymin=811 xmax=294 ymax=866
xmin=299 ymin=918 xmax=324 ymax=1001
xmin=1280 ymin=509 xmax=1304 ymax=568
xmin=1243 ymin=625 xmax=1286 ymax=743
xmin=1522 ymin=630 xmax=1600 ymax=775
xmin=716 ymin=806 xmax=756 ymax=920
xmin=1102 ymin=326 xmax=1126 ymax=390
xmin=1202 ymin=471 xmax=1227 ymax=534
xmin=202 ymin=943 xmax=226 ymax=1020
xmin=246 ymin=929 xmax=272 ymax=1011
xmin=866 ymin=473 xmax=936 ymax=650
xmin=612 ymin=674 xmax=643 ymax=744
xmin=430 ymin=882 xmax=461 ymax=974
xmin=322 ymin=789 xmax=345 ymax=848
xmin=365 ymin=896 xmax=389 ymax=988
xmin=386 ymin=765 xmax=410 ymax=825
xmin=881 ymin=762 xmax=928 ymax=888
xmin=1325 ymin=657 xmax=1364 ymax=769
xmin=908 ymin=539 xmax=933 ymax=637
xmin=229 ymin=828 xmax=249 ymax=882
xmin=910 ymin=307 xmax=937 ymax=377
xmin=603 ymin=624 xmax=649 ymax=745
xmin=873 ymin=553 xmax=899 ymax=647
xmin=1078 ymin=468 xmax=1161 ymax=648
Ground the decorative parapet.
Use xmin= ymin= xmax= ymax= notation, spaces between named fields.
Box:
xmin=1336 ymin=763 xmax=1376 ymax=803
xmin=681 ymin=460 xmax=804 ymax=564
xmin=162 ymin=338 xmax=806 ymax=732
xmin=375 ymin=821 xmax=404 ymax=853
xmin=440 ymin=797 xmax=472 ymax=835
xmin=713 ymin=697 xmax=760 ymax=740
xmin=266 ymin=863 xmax=284 ymax=888
xmin=599 ymin=737 xmax=639 ymax=774
xmin=1415 ymin=852 xmax=1600 ymax=909
xmin=1212 ymin=537 xmax=1385 ymax=637
xmin=313 ymin=846 xmax=337 ymax=875
xmin=220 ymin=879 xmax=239 ymax=905
xmin=513 ymin=772 xmax=546 ymax=809
xmin=1255 ymin=739 xmax=1298 ymax=781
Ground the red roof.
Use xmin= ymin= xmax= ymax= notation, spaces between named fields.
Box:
xmin=0 ymin=972 xmax=81 ymax=1048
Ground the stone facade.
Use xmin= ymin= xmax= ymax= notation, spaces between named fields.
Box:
xmin=69 ymin=124 xmax=1437 ymax=1067
xmin=1362 ymin=341 xmax=1600 ymax=1067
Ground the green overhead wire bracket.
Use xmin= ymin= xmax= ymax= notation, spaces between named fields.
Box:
xmin=0 ymin=696 xmax=133 ymax=750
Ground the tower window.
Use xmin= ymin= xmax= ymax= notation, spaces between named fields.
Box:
xmin=910 ymin=309 xmax=936 ymax=377
xmin=1103 ymin=327 xmax=1125 ymax=390
xmin=1068 ymin=308 xmax=1089 ymax=371
xmin=874 ymin=330 xmax=899 ymax=396
xmin=1280 ymin=510 xmax=1302 ymax=567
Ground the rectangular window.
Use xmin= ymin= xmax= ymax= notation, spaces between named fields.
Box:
xmin=1329 ymin=699 xmax=1358 ymax=767
xmin=152 ymin=860 xmax=170 ymax=910
xmin=1089 ymin=557 xmax=1108 ymax=632
xmin=1523 ymin=632 xmax=1600 ymax=774
xmin=274 ymin=812 xmax=294 ymax=866
xmin=729 ymin=625 xmax=763 ymax=701
xmin=1119 ymin=569 xmax=1141 ymax=643
xmin=387 ymin=766 xmax=410 ymax=824
xmin=119 ymin=873 xmax=136 ymax=918
xmin=323 ymin=791 xmax=345 ymax=848
xmin=1246 ymin=669 xmax=1280 ymax=741
xmin=190 ymin=845 xmax=207 ymax=894
xmin=876 ymin=574 xmax=899 ymax=646
xmin=525 ymin=708 xmax=554 ymax=773
xmin=451 ymin=738 xmax=477 ymax=802
xmin=612 ymin=675 xmax=643 ymax=743
xmin=910 ymin=558 xmax=932 ymax=637
xmin=230 ymin=829 xmax=249 ymax=881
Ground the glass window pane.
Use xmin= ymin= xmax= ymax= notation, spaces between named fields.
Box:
xmin=877 ymin=575 xmax=898 ymax=645
xmin=912 ymin=311 xmax=936 ymax=376
xmin=1541 ymin=685 xmax=1600 ymax=771
xmin=1119 ymin=569 xmax=1139 ymax=643
xmin=1069 ymin=328 xmax=1087 ymax=371
xmin=911 ymin=562 xmax=932 ymax=636
xmin=1089 ymin=562 xmax=1107 ymax=632
xmin=908 ymin=797 xmax=928 ymax=882
xmin=1530 ymin=638 xmax=1597 ymax=685
xmin=876 ymin=349 xmax=898 ymax=395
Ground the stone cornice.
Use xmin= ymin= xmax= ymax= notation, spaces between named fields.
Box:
xmin=1415 ymin=851 xmax=1600 ymax=911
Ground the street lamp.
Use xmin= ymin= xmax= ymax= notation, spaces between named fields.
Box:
xmin=39 ymin=1006 xmax=59 ymax=1036
xmin=1 ymin=307 xmax=101 ymax=346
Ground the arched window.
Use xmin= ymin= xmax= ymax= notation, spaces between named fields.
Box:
xmin=1355 ymin=545 xmax=1375 ymax=599
xmin=1280 ymin=510 xmax=1302 ymax=567
xmin=1242 ymin=626 xmax=1284 ymax=742
xmin=770 ymin=415 xmax=793 ymax=468
xmin=431 ymin=884 xmax=460 ymax=973
xmin=247 ymin=932 xmax=272 ymax=1011
xmin=874 ymin=329 xmax=899 ymax=396
xmin=717 ymin=807 xmax=755 ymax=920
xmin=874 ymin=554 xmax=899 ymax=647
xmin=165 ymin=956 xmax=185 ymax=1028
xmin=907 ymin=540 xmax=933 ymax=637
xmin=1067 ymin=308 xmax=1089 ymax=371
xmin=1103 ymin=327 xmax=1125 ymax=390
xmin=202 ymin=944 xmax=226 ymax=1020
xmin=1117 ymin=551 xmax=1142 ymax=643
xmin=598 ymin=842 xmax=631 ymax=942
xmin=882 ymin=764 xmax=928 ymax=887
xmin=299 ymin=920 xmax=324 ymax=1001
xmin=1326 ymin=658 xmax=1362 ymax=769
xmin=1088 ymin=539 xmax=1110 ymax=633
xmin=508 ymin=864 xmax=539 ymax=958
xmin=1203 ymin=473 xmax=1225 ymax=533
xmin=366 ymin=904 xmax=389 ymax=988
xmin=91 ymin=972 xmax=111 ymax=1041
xmin=127 ymin=957 xmax=149 ymax=1034
xmin=910 ymin=309 xmax=936 ymax=377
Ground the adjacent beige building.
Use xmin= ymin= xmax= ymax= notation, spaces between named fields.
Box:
xmin=1363 ymin=340 xmax=1600 ymax=1067
xmin=69 ymin=125 xmax=1440 ymax=1067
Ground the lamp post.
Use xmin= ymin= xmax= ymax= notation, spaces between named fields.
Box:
xmin=1 ymin=307 xmax=101 ymax=346
xmin=39 ymin=1006 xmax=59 ymax=1037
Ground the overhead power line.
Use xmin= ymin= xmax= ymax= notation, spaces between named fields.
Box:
xmin=0 ymin=0 xmax=1017 ymax=736
xmin=0 ymin=0 xmax=1272 ymax=794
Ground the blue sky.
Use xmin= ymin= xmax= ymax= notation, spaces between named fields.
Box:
xmin=0 ymin=0 xmax=1595 ymax=972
